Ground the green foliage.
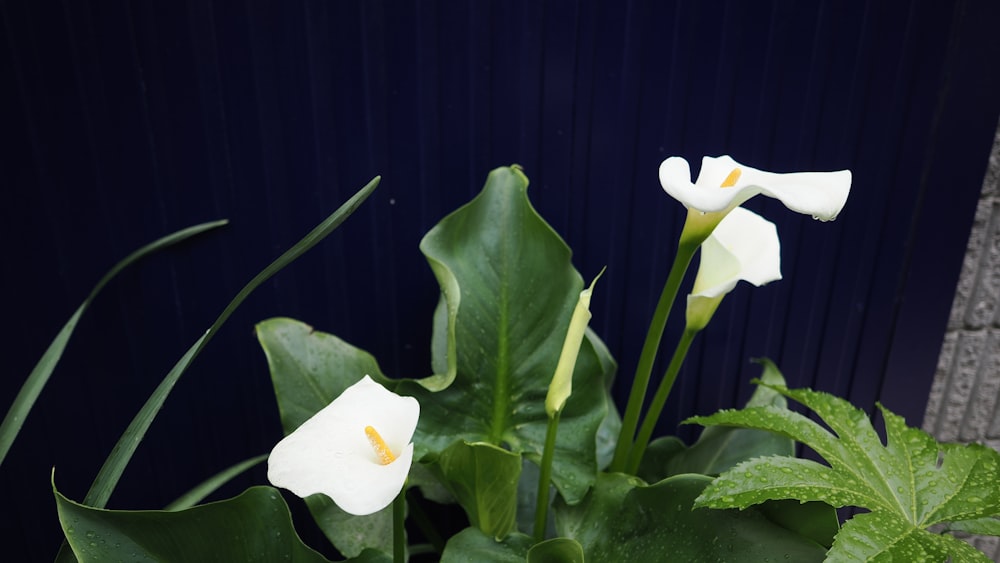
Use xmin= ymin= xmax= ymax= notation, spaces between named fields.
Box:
xmin=35 ymin=162 xmax=1000 ymax=562
xmin=256 ymin=317 xmax=394 ymax=557
xmin=439 ymin=528 xmax=534 ymax=562
xmin=255 ymin=167 xmax=616 ymax=556
xmin=688 ymin=379 xmax=1000 ymax=562
xmin=526 ymin=538 xmax=585 ymax=563
xmin=397 ymin=166 xmax=615 ymax=504
xmin=434 ymin=441 xmax=522 ymax=540
xmin=78 ymin=176 xmax=380 ymax=513
xmin=553 ymin=472 xmax=829 ymax=561
xmin=55 ymin=482 xmax=389 ymax=562
xmin=637 ymin=358 xmax=795 ymax=482
xmin=51 ymin=177 xmax=379 ymax=563
xmin=0 ymin=219 xmax=228 ymax=467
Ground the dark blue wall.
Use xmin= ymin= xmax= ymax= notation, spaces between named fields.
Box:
xmin=2 ymin=1 xmax=999 ymax=558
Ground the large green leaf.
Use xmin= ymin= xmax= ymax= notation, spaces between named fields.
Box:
xmin=256 ymin=317 xmax=394 ymax=557
xmin=526 ymin=538 xmax=585 ymax=563
xmin=398 ymin=166 xmax=613 ymax=504
xmin=0 ymin=219 xmax=227 ymax=466
xmin=439 ymin=527 xmax=533 ymax=563
xmin=434 ymin=440 xmax=521 ymax=539
xmin=78 ymin=177 xmax=379 ymax=511
xmin=638 ymin=358 xmax=793 ymax=482
xmin=553 ymin=472 xmax=827 ymax=561
xmin=688 ymin=381 xmax=1000 ymax=562
xmin=256 ymin=317 xmax=391 ymax=433
xmin=55 ymin=481 xmax=390 ymax=562
xmin=53 ymin=178 xmax=378 ymax=562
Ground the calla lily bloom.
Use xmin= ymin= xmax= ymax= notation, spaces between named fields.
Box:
xmin=267 ymin=375 xmax=419 ymax=516
xmin=686 ymin=206 xmax=782 ymax=330
xmin=659 ymin=154 xmax=852 ymax=222
xmin=545 ymin=269 xmax=603 ymax=417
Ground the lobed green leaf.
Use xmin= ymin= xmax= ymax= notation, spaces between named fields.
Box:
xmin=945 ymin=516 xmax=1000 ymax=536
xmin=688 ymin=365 xmax=1000 ymax=562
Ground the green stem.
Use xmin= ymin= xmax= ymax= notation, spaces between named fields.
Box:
xmin=626 ymin=328 xmax=699 ymax=474
xmin=405 ymin=489 xmax=444 ymax=554
xmin=393 ymin=490 xmax=406 ymax=563
xmin=533 ymin=412 xmax=560 ymax=542
xmin=609 ymin=236 xmax=701 ymax=473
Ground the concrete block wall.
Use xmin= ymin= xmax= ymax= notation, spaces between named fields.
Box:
xmin=923 ymin=120 xmax=1000 ymax=559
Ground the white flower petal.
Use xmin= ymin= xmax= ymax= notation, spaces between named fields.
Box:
xmin=267 ymin=375 xmax=419 ymax=516
xmin=660 ymin=155 xmax=851 ymax=220
xmin=691 ymin=207 xmax=781 ymax=299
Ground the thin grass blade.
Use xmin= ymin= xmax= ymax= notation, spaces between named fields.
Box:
xmin=54 ymin=177 xmax=378 ymax=562
xmin=0 ymin=220 xmax=228 ymax=467
xmin=164 ymin=454 xmax=267 ymax=511
xmin=83 ymin=176 xmax=378 ymax=508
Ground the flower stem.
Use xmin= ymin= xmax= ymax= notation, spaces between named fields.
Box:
xmin=626 ymin=327 xmax=699 ymax=474
xmin=609 ymin=236 xmax=701 ymax=473
xmin=405 ymin=489 xmax=444 ymax=554
xmin=393 ymin=490 xmax=406 ymax=563
xmin=533 ymin=411 xmax=560 ymax=542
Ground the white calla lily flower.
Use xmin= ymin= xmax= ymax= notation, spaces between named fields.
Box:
xmin=267 ymin=375 xmax=419 ymax=516
xmin=660 ymin=154 xmax=851 ymax=221
xmin=686 ymin=207 xmax=781 ymax=330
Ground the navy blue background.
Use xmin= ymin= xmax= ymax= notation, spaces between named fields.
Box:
xmin=3 ymin=1 xmax=1000 ymax=558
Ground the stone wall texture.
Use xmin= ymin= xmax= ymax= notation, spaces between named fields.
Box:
xmin=923 ymin=120 xmax=1000 ymax=559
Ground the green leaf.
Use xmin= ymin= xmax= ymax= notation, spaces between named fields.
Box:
xmin=82 ymin=177 xmax=379 ymax=508
xmin=256 ymin=317 xmax=391 ymax=433
xmin=831 ymin=512 xmax=990 ymax=562
xmin=301 ymin=497 xmax=394 ymax=560
xmin=256 ymin=317 xmax=394 ymax=557
xmin=754 ymin=500 xmax=840 ymax=550
xmin=946 ymin=515 xmax=1000 ymax=536
xmin=439 ymin=527 xmax=533 ymax=563
xmin=640 ymin=358 xmax=794 ymax=482
xmin=164 ymin=454 xmax=267 ymax=511
xmin=553 ymin=472 xmax=827 ymax=561
xmin=54 ymin=178 xmax=378 ymax=562
xmin=398 ymin=166 xmax=614 ymax=504
xmin=589 ymin=328 xmax=620 ymax=472
xmin=434 ymin=440 xmax=521 ymax=539
xmin=526 ymin=538 xmax=585 ymax=563
xmin=688 ymin=380 xmax=1000 ymax=561
xmin=54 ymin=480 xmax=393 ymax=562
xmin=0 ymin=219 xmax=227 ymax=467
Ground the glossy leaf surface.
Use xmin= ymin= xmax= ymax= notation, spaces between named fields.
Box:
xmin=435 ymin=440 xmax=521 ymax=540
xmin=399 ymin=166 xmax=614 ymax=504
xmin=55 ymin=483 xmax=390 ymax=562
xmin=257 ymin=317 xmax=393 ymax=557
xmin=554 ymin=472 xmax=827 ymax=561
xmin=690 ymin=381 xmax=1000 ymax=562
xmin=439 ymin=528 xmax=532 ymax=563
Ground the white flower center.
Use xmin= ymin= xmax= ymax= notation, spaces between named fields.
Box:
xmin=364 ymin=425 xmax=397 ymax=465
